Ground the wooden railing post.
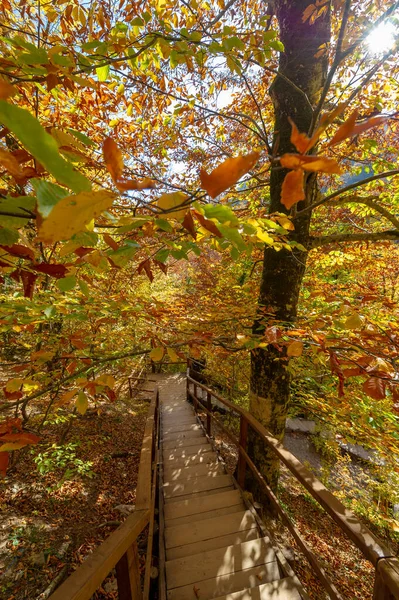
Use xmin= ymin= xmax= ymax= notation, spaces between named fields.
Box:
xmin=193 ymin=382 xmax=198 ymax=411
xmin=373 ymin=558 xmax=399 ymax=600
xmin=237 ymin=415 xmax=248 ymax=488
xmin=116 ymin=542 xmax=142 ymax=600
xmin=206 ymin=391 xmax=212 ymax=436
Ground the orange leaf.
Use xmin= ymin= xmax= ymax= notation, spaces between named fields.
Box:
xmin=0 ymin=79 xmax=15 ymax=100
xmin=103 ymin=137 xmax=124 ymax=183
xmin=182 ymin=210 xmax=196 ymax=239
xmin=328 ymin=110 xmax=359 ymax=146
xmin=200 ymin=151 xmax=260 ymax=199
xmin=281 ymin=170 xmax=305 ymax=209
xmin=280 ymin=153 xmax=341 ymax=174
xmin=116 ymin=178 xmax=156 ymax=192
xmin=362 ymin=377 xmax=386 ymax=400
xmin=289 ymin=119 xmax=312 ymax=154
xmin=352 ymin=115 xmax=388 ymax=137
xmin=0 ymin=148 xmax=22 ymax=177
xmin=0 ymin=451 xmax=9 ymax=477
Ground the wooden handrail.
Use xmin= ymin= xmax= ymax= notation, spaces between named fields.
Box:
xmin=186 ymin=372 xmax=399 ymax=599
xmin=49 ymin=386 xmax=159 ymax=600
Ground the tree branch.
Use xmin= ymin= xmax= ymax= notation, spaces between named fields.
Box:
xmin=309 ymin=229 xmax=399 ymax=249
xmin=327 ymin=196 xmax=399 ymax=230
xmin=295 ymin=169 xmax=399 ymax=216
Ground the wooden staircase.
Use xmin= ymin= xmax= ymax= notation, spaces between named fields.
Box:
xmin=160 ymin=377 xmax=307 ymax=600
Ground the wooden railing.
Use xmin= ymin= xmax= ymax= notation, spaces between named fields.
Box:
xmin=187 ymin=369 xmax=399 ymax=600
xmin=49 ymin=386 xmax=160 ymax=600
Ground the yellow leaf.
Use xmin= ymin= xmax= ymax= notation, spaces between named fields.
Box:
xmin=38 ymin=190 xmax=115 ymax=244
xmin=200 ymin=151 xmax=260 ymax=199
xmin=275 ymin=215 xmax=295 ymax=231
xmin=256 ymin=230 xmax=274 ymax=245
xmin=5 ymin=378 xmax=23 ymax=392
xmin=56 ymin=389 xmax=77 ymax=406
xmin=150 ymin=346 xmax=165 ymax=362
xmin=157 ymin=192 xmax=188 ymax=221
xmin=167 ymin=347 xmax=180 ymax=362
xmin=96 ymin=374 xmax=115 ymax=388
xmin=287 ymin=341 xmax=304 ymax=357
xmin=76 ymin=391 xmax=88 ymax=415
xmin=281 ymin=169 xmax=305 ymax=209
xmin=103 ymin=137 xmax=124 ymax=183
xmin=344 ymin=314 xmax=363 ymax=330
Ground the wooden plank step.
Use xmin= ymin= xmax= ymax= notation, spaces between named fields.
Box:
xmin=165 ymin=485 xmax=235 ymax=504
xmin=163 ymin=455 xmax=218 ymax=470
xmin=165 ymin=510 xmax=257 ymax=550
xmin=163 ymin=444 xmax=213 ymax=460
xmin=164 ymin=489 xmax=242 ymax=521
xmin=212 ymin=577 xmax=302 ymax=600
xmin=163 ymin=440 xmax=212 ymax=453
xmin=163 ymin=437 xmax=210 ymax=450
xmin=167 ymin=563 xmax=280 ymax=600
xmin=163 ymin=461 xmax=225 ymax=481
xmin=166 ymin=536 xmax=275 ymax=590
xmin=162 ymin=430 xmax=205 ymax=442
xmin=163 ymin=474 xmax=233 ymax=499
xmin=166 ymin=503 xmax=245 ymax=528
xmin=167 ymin=527 xmax=259 ymax=560
xmin=163 ymin=424 xmax=201 ymax=434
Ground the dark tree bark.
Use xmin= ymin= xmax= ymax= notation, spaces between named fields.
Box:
xmin=248 ymin=0 xmax=331 ymax=492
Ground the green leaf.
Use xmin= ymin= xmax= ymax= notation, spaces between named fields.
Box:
xmin=0 ymin=102 xmax=92 ymax=193
xmin=218 ymin=224 xmax=247 ymax=251
xmin=31 ymin=179 xmax=68 ymax=218
xmin=78 ymin=279 xmax=90 ymax=297
xmin=76 ymin=391 xmax=88 ymax=415
xmin=44 ymin=306 xmax=56 ymax=319
xmin=67 ymin=128 xmax=95 ymax=147
xmin=57 ymin=276 xmax=77 ymax=292
xmin=155 ymin=248 xmax=170 ymax=263
xmin=96 ymin=64 xmax=110 ymax=81
xmin=0 ymin=196 xmax=36 ymax=228
xmin=0 ymin=228 xmax=19 ymax=245
xmin=202 ymin=204 xmax=239 ymax=225
xmin=155 ymin=218 xmax=173 ymax=232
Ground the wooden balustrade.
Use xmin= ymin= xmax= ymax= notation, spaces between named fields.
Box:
xmin=49 ymin=387 xmax=160 ymax=600
xmin=186 ymin=369 xmax=399 ymax=600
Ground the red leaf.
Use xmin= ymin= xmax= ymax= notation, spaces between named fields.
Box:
xmin=362 ymin=377 xmax=386 ymax=400
xmin=0 ymin=452 xmax=9 ymax=477
xmin=74 ymin=247 xmax=94 ymax=257
xmin=31 ymin=263 xmax=69 ymax=278
xmin=3 ymin=388 xmax=23 ymax=400
xmin=182 ymin=210 xmax=197 ymax=238
xmin=20 ymin=271 xmax=37 ymax=299
xmin=193 ymin=211 xmax=222 ymax=238
xmin=0 ymin=244 xmax=35 ymax=260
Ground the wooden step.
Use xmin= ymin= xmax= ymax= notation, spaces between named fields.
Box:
xmin=165 ymin=538 xmax=279 ymax=600
xmin=163 ymin=443 xmax=213 ymax=458
xmin=163 ymin=461 xmax=225 ymax=481
xmin=165 ymin=510 xmax=257 ymax=550
xmin=163 ymin=474 xmax=233 ymax=499
xmin=163 ymin=452 xmax=218 ymax=469
xmin=163 ymin=436 xmax=210 ymax=450
xmin=166 ymin=502 xmax=245 ymax=528
xmin=165 ymin=485 xmax=235 ymax=503
xmin=167 ymin=527 xmax=259 ymax=560
xmin=212 ymin=577 xmax=303 ymax=600
xmin=163 ymin=423 xmax=202 ymax=434
xmin=162 ymin=430 xmax=205 ymax=442
xmin=164 ymin=489 xmax=242 ymax=521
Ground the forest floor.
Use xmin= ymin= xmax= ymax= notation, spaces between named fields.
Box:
xmin=0 ymin=377 xmax=149 ymax=600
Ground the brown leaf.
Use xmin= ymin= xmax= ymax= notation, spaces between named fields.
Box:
xmin=287 ymin=340 xmax=304 ymax=357
xmin=138 ymin=259 xmax=154 ymax=282
xmin=103 ymin=137 xmax=124 ymax=183
xmin=200 ymin=151 xmax=260 ymax=199
xmin=116 ymin=178 xmax=156 ymax=192
xmin=0 ymin=79 xmax=15 ymax=100
xmin=103 ymin=233 xmax=119 ymax=250
xmin=280 ymin=153 xmax=342 ymax=174
xmin=193 ymin=211 xmax=222 ymax=238
xmin=281 ymin=169 xmax=305 ymax=209
xmin=31 ymin=263 xmax=69 ymax=278
xmin=362 ymin=377 xmax=386 ymax=400
xmin=0 ymin=148 xmax=22 ymax=177
xmin=0 ymin=452 xmax=9 ymax=477
xmin=0 ymin=244 xmax=35 ymax=260
xmin=182 ymin=210 xmax=197 ymax=238
xmin=46 ymin=73 xmax=59 ymax=92
xmin=20 ymin=270 xmax=37 ymax=299
xmin=153 ymin=259 xmax=167 ymax=274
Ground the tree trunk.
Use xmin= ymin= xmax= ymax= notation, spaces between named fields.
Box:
xmin=248 ymin=0 xmax=331 ymax=493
